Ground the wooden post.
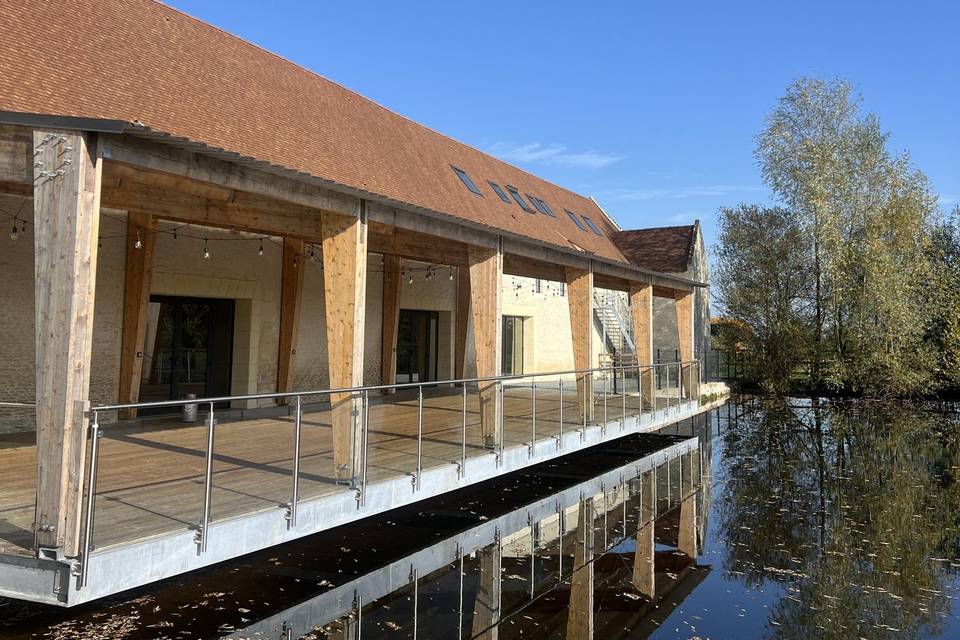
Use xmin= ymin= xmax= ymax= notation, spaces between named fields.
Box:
xmin=455 ymin=265 xmax=470 ymax=380
xmin=380 ymin=254 xmax=402 ymax=392
xmin=675 ymin=291 xmax=695 ymax=399
xmin=471 ymin=540 xmax=502 ymax=640
xmin=633 ymin=470 xmax=656 ymax=600
xmin=565 ymin=498 xmax=595 ymax=640
xmin=322 ymin=208 xmax=368 ymax=483
xmin=565 ymin=266 xmax=593 ymax=425
xmin=630 ymin=284 xmax=654 ymax=408
xmin=117 ymin=212 xmax=157 ymax=419
xmin=277 ymin=238 xmax=306 ymax=400
xmin=678 ymin=452 xmax=698 ymax=558
xmin=33 ymin=129 xmax=102 ymax=556
xmin=468 ymin=243 xmax=502 ymax=447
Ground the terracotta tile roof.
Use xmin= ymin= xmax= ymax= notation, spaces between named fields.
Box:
xmin=0 ymin=0 xmax=632 ymax=264
xmin=611 ymin=225 xmax=696 ymax=273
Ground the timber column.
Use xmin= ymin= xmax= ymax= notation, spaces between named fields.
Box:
xmin=322 ymin=204 xmax=368 ymax=483
xmin=675 ymin=290 xmax=696 ymax=400
xmin=380 ymin=254 xmax=402 ymax=391
xmin=277 ymin=237 xmax=306 ymax=400
xmin=565 ymin=497 xmax=595 ymax=640
xmin=33 ymin=129 xmax=102 ymax=556
xmin=633 ymin=469 xmax=656 ymax=600
xmin=630 ymin=283 xmax=654 ymax=410
xmin=566 ymin=265 xmax=594 ymax=425
xmin=468 ymin=241 xmax=502 ymax=447
xmin=117 ymin=211 xmax=157 ymax=419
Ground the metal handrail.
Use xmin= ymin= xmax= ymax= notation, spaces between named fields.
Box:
xmin=89 ymin=361 xmax=701 ymax=413
xmin=76 ymin=359 xmax=701 ymax=589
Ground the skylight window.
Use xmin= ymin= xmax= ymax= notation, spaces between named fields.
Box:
xmin=489 ymin=181 xmax=511 ymax=203
xmin=506 ymin=186 xmax=534 ymax=213
xmin=528 ymin=195 xmax=556 ymax=218
xmin=565 ymin=209 xmax=588 ymax=231
xmin=452 ymin=166 xmax=482 ymax=195
xmin=581 ymin=215 xmax=603 ymax=236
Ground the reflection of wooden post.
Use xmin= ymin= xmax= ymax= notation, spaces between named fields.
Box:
xmin=678 ymin=452 xmax=698 ymax=558
xmin=455 ymin=265 xmax=470 ymax=380
xmin=33 ymin=129 xmax=102 ymax=556
xmin=630 ymin=284 xmax=653 ymax=409
xmin=322 ymin=208 xmax=368 ymax=483
xmin=472 ymin=540 xmax=502 ymax=640
xmin=380 ymin=254 xmax=402 ymax=392
xmin=566 ymin=498 xmax=595 ymax=640
xmin=633 ymin=470 xmax=656 ymax=600
xmin=566 ymin=266 xmax=593 ymax=425
xmin=277 ymin=238 xmax=305 ymax=401
xmin=469 ymin=244 xmax=502 ymax=447
xmin=675 ymin=291 xmax=695 ymax=399
xmin=118 ymin=211 xmax=157 ymax=419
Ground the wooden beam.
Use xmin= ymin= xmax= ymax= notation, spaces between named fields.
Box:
xmin=633 ymin=470 xmax=656 ymax=601
xmin=99 ymin=133 xmax=358 ymax=217
xmin=630 ymin=284 xmax=654 ymax=406
xmin=455 ymin=266 xmax=470 ymax=379
xmin=592 ymin=272 xmax=632 ymax=293
xmin=675 ymin=290 xmax=695 ymax=398
xmin=322 ymin=208 xmax=368 ymax=482
xmin=33 ymin=129 xmax=102 ymax=556
xmin=565 ymin=498 xmax=595 ymax=640
xmin=277 ymin=238 xmax=306 ymax=399
xmin=100 ymin=164 xmax=328 ymax=240
xmin=368 ymin=221 xmax=468 ymax=267
xmin=117 ymin=212 xmax=157 ymax=419
xmin=0 ymin=124 xmax=32 ymax=184
xmin=503 ymin=252 xmax=565 ymax=282
xmin=468 ymin=243 xmax=503 ymax=447
xmin=380 ymin=254 xmax=402 ymax=391
xmin=565 ymin=266 xmax=593 ymax=425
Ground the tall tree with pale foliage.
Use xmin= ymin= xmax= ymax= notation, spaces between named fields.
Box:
xmin=718 ymin=78 xmax=942 ymax=396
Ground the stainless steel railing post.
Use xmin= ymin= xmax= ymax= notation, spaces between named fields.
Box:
xmin=460 ymin=384 xmax=467 ymax=478
xmin=530 ymin=380 xmax=536 ymax=458
xmin=79 ymin=411 xmax=101 ymax=589
xmin=287 ymin=395 xmax=302 ymax=528
xmin=603 ymin=367 xmax=608 ymax=433
xmin=621 ymin=367 xmax=626 ymax=428
xmin=498 ymin=381 xmax=505 ymax=466
xmin=197 ymin=402 xmax=216 ymax=553
xmin=415 ymin=386 xmax=423 ymax=491
xmin=360 ymin=390 xmax=369 ymax=507
xmin=557 ymin=378 xmax=564 ymax=449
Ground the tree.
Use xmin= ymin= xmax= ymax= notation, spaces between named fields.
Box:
xmin=715 ymin=204 xmax=812 ymax=393
xmin=750 ymin=77 xmax=939 ymax=396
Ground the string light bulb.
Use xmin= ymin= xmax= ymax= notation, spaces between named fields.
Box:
xmin=203 ymin=238 xmax=210 ymax=260
xmin=173 ymin=227 xmax=178 ymax=240
xmin=10 ymin=218 xmax=17 ymax=241
xmin=449 ymin=269 xmax=454 ymax=281
xmin=134 ymin=228 xmax=142 ymax=250
xmin=258 ymin=238 xmax=264 ymax=257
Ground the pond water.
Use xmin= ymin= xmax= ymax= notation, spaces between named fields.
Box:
xmin=3 ymin=396 xmax=959 ymax=639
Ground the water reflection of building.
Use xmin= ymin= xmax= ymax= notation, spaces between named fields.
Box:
xmin=228 ymin=414 xmax=714 ymax=639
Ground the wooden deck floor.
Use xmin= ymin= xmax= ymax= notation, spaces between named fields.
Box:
xmin=0 ymin=384 xmax=679 ymax=557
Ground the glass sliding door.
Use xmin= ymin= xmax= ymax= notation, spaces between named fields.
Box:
xmin=502 ymin=315 xmax=525 ymax=375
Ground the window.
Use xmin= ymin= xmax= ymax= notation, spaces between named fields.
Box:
xmin=581 ymin=215 xmax=603 ymax=236
xmin=502 ymin=316 xmax=525 ymax=375
xmin=506 ymin=186 xmax=534 ymax=213
xmin=452 ymin=166 xmax=482 ymax=195
xmin=559 ymin=282 xmax=566 ymax=297
xmin=565 ymin=209 xmax=588 ymax=231
xmin=489 ymin=181 xmax=511 ymax=203
xmin=534 ymin=278 xmax=542 ymax=294
xmin=528 ymin=195 xmax=556 ymax=218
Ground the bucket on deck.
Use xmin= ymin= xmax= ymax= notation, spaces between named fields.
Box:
xmin=182 ymin=393 xmax=198 ymax=423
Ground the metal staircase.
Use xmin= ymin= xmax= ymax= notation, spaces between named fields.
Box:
xmin=594 ymin=290 xmax=635 ymax=359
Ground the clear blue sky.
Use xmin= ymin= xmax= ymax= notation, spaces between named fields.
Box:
xmin=166 ymin=1 xmax=958 ymax=252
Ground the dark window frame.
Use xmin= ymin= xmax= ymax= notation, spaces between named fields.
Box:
xmin=581 ymin=215 xmax=604 ymax=236
xmin=451 ymin=165 xmax=483 ymax=196
xmin=488 ymin=181 xmax=511 ymax=203
xmin=506 ymin=185 xmax=534 ymax=213
xmin=565 ymin=209 xmax=588 ymax=231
